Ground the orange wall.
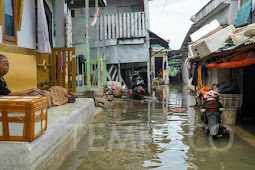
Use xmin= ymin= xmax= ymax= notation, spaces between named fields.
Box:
xmin=1 ymin=52 xmax=37 ymax=92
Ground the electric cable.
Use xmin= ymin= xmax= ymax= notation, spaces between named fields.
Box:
xmin=154 ymin=0 xmax=168 ymax=31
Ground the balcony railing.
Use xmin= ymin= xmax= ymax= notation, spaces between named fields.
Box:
xmin=98 ymin=12 xmax=146 ymax=40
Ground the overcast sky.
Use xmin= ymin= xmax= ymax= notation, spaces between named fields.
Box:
xmin=149 ymin=0 xmax=211 ymax=50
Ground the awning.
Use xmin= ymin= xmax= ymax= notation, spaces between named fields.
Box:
xmin=206 ymin=56 xmax=255 ymax=69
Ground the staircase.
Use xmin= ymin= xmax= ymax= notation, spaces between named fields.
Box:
xmin=107 ymin=64 xmax=127 ymax=87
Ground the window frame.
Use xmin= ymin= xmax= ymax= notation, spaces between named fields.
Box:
xmin=2 ymin=0 xmax=17 ymax=45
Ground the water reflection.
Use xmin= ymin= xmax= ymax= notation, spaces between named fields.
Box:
xmin=60 ymin=85 xmax=255 ymax=170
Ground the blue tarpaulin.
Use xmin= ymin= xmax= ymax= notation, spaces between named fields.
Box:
xmin=236 ymin=0 xmax=252 ymax=28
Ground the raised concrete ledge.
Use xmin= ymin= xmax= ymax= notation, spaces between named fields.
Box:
xmin=0 ymin=98 xmax=96 ymax=169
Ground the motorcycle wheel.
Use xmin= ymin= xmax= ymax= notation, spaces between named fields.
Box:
xmin=136 ymin=93 xmax=143 ymax=100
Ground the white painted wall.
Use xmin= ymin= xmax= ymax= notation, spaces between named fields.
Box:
xmin=55 ymin=0 xmax=67 ymax=47
xmin=143 ymin=0 xmax=150 ymax=32
xmin=182 ymin=56 xmax=188 ymax=85
xmin=17 ymin=0 xmax=36 ymax=49
xmin=103 ymin=0 xmax=140 ymax=15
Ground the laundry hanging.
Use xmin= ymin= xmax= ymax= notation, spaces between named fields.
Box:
xmin=191 ymin=65 xmax=198 ymax=86
xmin=37 ymin=0 xmax=51 ymax=54
xmin=198 ymin=66 xmax=202 ymax=89
xmin=65 ymin=9 xmax=73 ymax=47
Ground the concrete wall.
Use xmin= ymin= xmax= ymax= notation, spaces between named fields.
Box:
xmin=90 ymin=41 xmax=150 ymax=64
xmin=103 ymin=0 xmax=141 ymax=15
xmin=182 ymin=56 xmax=189 ymax=85
xmin=1 ymin=52 xmax=37 ymax=92
xmin=74 ymin=0 xmax=141 ymax=17
xmin=198 ymin=1 xmax=238 ymax=27
xmin=143 ymin=0 xmax=150 ymax=31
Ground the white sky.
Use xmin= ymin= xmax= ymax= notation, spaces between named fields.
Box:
xmin=149 ymin=0 xmax=211 ymax=50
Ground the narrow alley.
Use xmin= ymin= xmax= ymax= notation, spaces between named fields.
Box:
xmin=60 ymin=85 xmax=255 ymax=169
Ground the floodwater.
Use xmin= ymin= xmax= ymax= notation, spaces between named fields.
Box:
xmin=60 ymin=85 xmax=255 ymax=170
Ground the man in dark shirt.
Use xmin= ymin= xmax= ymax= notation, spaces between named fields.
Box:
xmin=0 ymin=78 xmax=11 ymax=95
xmin=0 ymin=54 xmax=42 ymax=96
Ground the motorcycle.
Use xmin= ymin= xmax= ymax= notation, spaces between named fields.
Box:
xmin=198 ymin=83 xmax=231 ymax=137
xmin=129 ymin=70 xmax=146 ymax=99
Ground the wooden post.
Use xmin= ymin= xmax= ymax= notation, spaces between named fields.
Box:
xmin=72 ymin=55 xmax=76 ymax=92
xmin=97 ymin=51 xmax=101 ymax=87
xmin=82 ymin=62 xmax=84 ymax=89
xmin=68 ymin=51 xmax=71 ymax=89
xmin=103 ymin=54 xmax=107 ymax=85
xmin=147 ymin=61 xmax=151 ymax=94
xmin=76 ymin=55 xmax=79 ymax=87
xmin=118 ymin=63 xmax=121 ymax=83
xmin=51 ymin=48 xmax=56 ymax=86
xmin=57 ymin=51 xmax=61 ymax=86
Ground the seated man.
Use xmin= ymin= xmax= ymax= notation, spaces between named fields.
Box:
xmin=0 ymin=54 xmax=42 ymax=96
xmin=157 ymin=69 xmax=163 ymax=78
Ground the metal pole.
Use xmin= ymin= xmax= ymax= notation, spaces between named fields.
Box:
xmin=85 ymin=0 xmax=91 ymax=89
xmin=102 ymin=7 xmax=105 ymax=55
xmin=147 ymin=61 xmax=151 ymax=94
xmin=238 ymin=0 xmax=241 ymax=9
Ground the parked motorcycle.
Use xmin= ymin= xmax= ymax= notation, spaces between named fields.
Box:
xmin=129 ymin=71 xmax=146 ymax=99
xmin=198 ymin=83 xmax=231 ymax=137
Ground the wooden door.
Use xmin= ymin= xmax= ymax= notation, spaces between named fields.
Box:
xmin=37 ymin=53 xmax=51 ymax=90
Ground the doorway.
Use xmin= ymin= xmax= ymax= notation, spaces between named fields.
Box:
xmin=242 ymin=64 xmax=255 ymax=118
xmin=155 ymin=57 xmax=163 ymax=78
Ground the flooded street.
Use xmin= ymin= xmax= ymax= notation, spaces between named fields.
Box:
xmin=60 ymin=85 xmax=255 ymax=170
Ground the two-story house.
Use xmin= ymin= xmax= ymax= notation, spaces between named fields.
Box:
xmin=71 ymin=0 xmax=152 ymax=92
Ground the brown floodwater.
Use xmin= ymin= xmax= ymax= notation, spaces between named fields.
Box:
xmin=60 ymin=85 xmax=255 ymax=170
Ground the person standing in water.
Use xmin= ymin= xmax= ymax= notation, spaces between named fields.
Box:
xmin=0 ymin=54 xmax=42 ymax=96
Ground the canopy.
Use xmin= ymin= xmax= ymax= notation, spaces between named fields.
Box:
xmin=206 ymin=57 xmax=255 ymax=69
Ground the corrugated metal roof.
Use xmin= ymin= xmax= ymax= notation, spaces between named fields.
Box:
xmin=149 ymin=31 xmax=169 ymax=49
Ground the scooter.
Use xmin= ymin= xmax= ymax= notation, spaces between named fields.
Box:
xmin=129 ymin=71 xmax=146 ymax=99
xmin=198 ymin=84 xmax=230 ymax=137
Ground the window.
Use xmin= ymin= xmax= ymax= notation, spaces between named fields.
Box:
xmin=131 ymin=5 xmax=142 ymax=12
xmin=3 ymin=0 xmax=17 ymax=44
xmin=117 ymin=6 xmax=131 ymax=14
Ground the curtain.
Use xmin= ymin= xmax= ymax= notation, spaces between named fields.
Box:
xmin=16 ymin=0 xmax=23 ymax=30
xmin=0 ymin=0 xmax=4 ymax=25
xmin=37 ymin=0 xmax=51 ymax=54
